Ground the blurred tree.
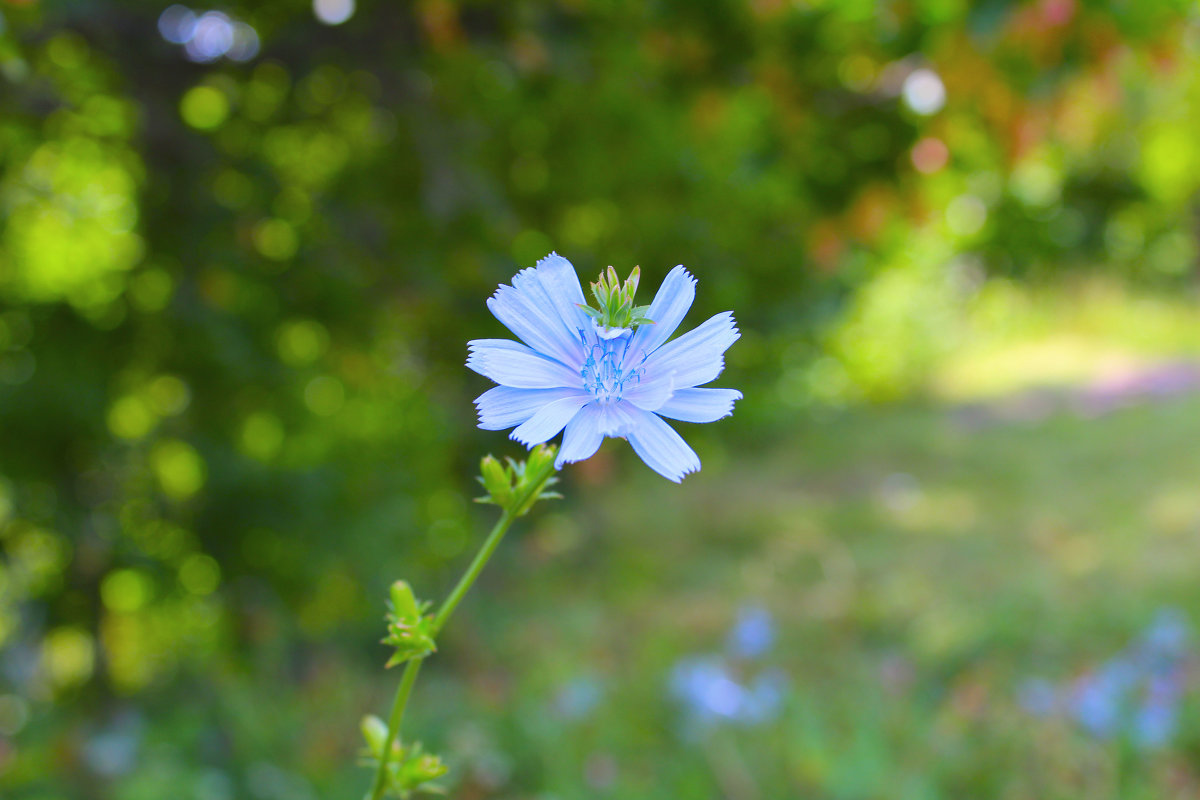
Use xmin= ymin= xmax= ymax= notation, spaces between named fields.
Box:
xmin=2 ymin=0 xmax=1200 ymax=796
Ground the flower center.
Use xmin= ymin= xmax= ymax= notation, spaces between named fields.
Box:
xmin=581 ymin=334 xmax=644 ymax=404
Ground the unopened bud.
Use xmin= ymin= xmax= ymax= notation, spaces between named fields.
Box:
xmin=360 ymin=714 xmax=389 ymax=757
xmin=389 ymin=580 xmax=420 ymax=620
xmin=579 ymin=265 xmax=654 ymax=334
xmin=478 ymin=454 xmax=511 ymax=506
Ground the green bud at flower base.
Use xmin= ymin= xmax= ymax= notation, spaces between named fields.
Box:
xmin=578 ymin=265 xmax=654 ymax=337
xmin=475 ymin=444 xmax=561 ymax=517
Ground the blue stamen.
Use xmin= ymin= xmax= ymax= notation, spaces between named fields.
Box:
xmin=581 ymin=336 xmax=645 ymax=403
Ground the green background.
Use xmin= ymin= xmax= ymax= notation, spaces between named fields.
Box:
xmin=5 ymin=0 xmax=1200 ymax=797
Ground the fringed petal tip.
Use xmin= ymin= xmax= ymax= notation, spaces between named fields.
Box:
xmin=508 ymin=430 xmax=536 ymax=448
xmin=660 ymin=264 xmax=695 ymax=284
xmin=661 ymin=460 xmax=701 ymax=484
xmin=631 ymin=265 xmax=698 ymax=355
xmin=554 ymin=404 xmax=607 ymax=468
xmin=644 ymin=311 xmax=740 ymax=389
xmin=536 ymin=251 xmax=572 ymax=268
xmin=714 ymin=310 xmax=741 ymax=339
xmin=654 ymin=387 xmax=742 ymax=423
xmin=625 ymin=407 xmax=702 ymax=482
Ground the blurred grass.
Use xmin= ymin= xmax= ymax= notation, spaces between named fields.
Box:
xmin=425 ymin=393 xmax=1200 ymax=798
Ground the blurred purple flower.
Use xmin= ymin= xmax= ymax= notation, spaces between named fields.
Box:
xmin=1141 ymin=607 xmax=1190 ymax=661
xmin=739 ymin=668 xmax=788 ymax=724
xmin=553 ymin=675 xmax=604 ymax=721
xmin=726 ymin=606 xmax=774 ymax=660
xmin=1133 ymin=697 xmax=1178 ymax=749
xmin=671 ymin=656 xmax=748 ymax=725
xmin=1023 ymin=608 xmax=1193 ymax=750
xmin=670 ymin=609 xmax=788 ymax=731
xmin=1070 ymin=658 xmax=1136 ymax=738
xmin=1016 ymin=677 xmax=1058 ymax=717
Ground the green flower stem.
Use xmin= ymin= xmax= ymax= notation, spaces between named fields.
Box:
xmin=366 ymin=462 xmax=555 ymax=800
xmin=431 ymin=507 xmax=515 ymax=636
xmin=366 ymin=658 xmax=422 ymax=800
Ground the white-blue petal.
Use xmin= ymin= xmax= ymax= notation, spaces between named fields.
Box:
xmin=510 ymin=394 xmax=590 ymax=446
xmin=623 ymin=407 xmax=701 ymax=483
xmin=475 ymin=386 xmax=589 ymax=430
xmin=620 ymin=368 xmax=674 ymax=412
xmin=488 ymin=253 xmax=591 ymax=368
xmin=629 ymin=265 xmax=695 ymax=357
xmin=487 ymin=286 xmax=585 ymax=369
xmin=654 ymin=388 xmax=742 ymax=423
xmin=466 ymin=339 xmax=581 ymax=389
xmin=644 ymin=311 xmax=739 ymax=388
xmin=555 ymin=403 xmax=607 ymax=468
xmin=522 ymin=252 xmax=592 ymax=332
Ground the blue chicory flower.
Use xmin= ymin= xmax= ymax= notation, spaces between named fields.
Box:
xmin=553 ymin=675 xmax=605 ymax=721
xmin=1133 ymin=691 xmax=1179 ymax=749
xmin=1016 ymin=677 xmax=1059 ymax=717
xmin=670 ymin=656 xmax=747 ymax=725
xmin=669 ymin=657 xmax=786 ymax=729
xmin=1140 ymin=607 xmax=1190 ymax=663
xmin=468 ymin=253 xmax=742 ymax=481
xmin=726 ymin=605 xmax=775 ymax=660
xmin=738 ymin=667 xmax=788 ymax=725
xmin=1070 ymin=658 xmax=1137 ymax=738
xmin=1022 ymin=608 xmax=1193 ymax=750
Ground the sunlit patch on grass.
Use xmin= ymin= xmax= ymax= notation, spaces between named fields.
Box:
xmin=931 ymin=280 xmax=1200 ymax=402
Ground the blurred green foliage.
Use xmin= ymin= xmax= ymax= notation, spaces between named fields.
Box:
xmin=4 ymin=0 xmax=1200 ymax=797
